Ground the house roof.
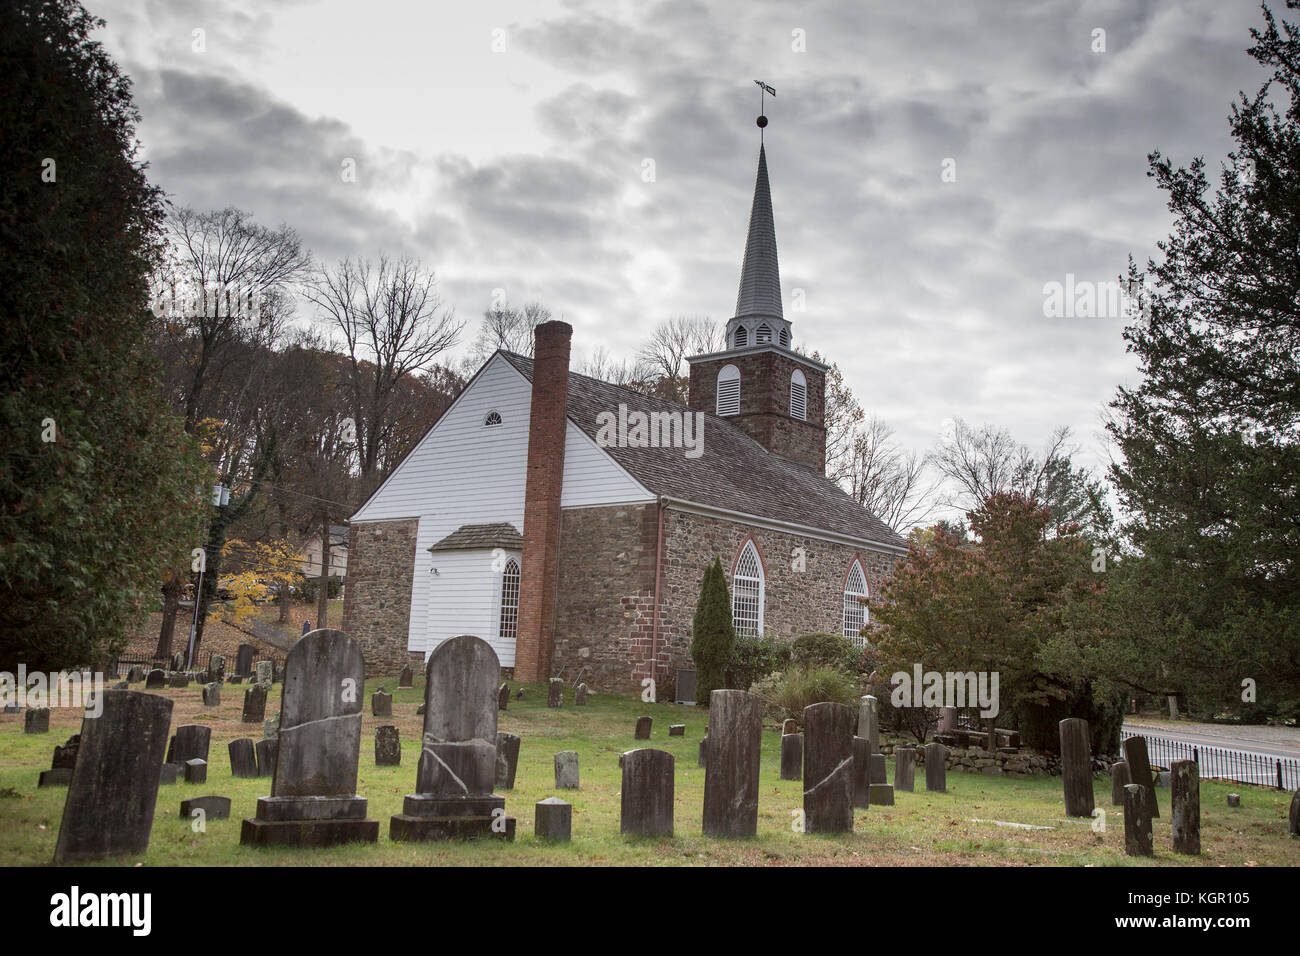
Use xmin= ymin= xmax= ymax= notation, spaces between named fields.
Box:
xmin=428 ymin=522 xmax=523 ymax=553
xmin=499 ymin=352 xmax=906 ymax=552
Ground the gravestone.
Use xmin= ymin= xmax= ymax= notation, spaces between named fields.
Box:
xmin=255 ymin=738 xmax=277 ymax=778
xmin=241 ymin=628 xmax=378 ymax=846
xmin=870 ymin=783 xmax=895 ymax=805
xmin=210 ymin=655 xmax=226 ymax=682
xmin=168 ymin=724 xmax=211 ymax=765
xmin=184 ymin=758 xmax=207 ymax=784
xmin=782 ymin=718 xmax=797 ymax=735
xmin=498 ymin=683 xmax=510 ymax=711
xmin=574 ymin=683 xmax=588 ymax=706
xmin=264 ymin=712 xmax=279 ymax=739
xmin=1288 ymin=789 xmax=1299 ymax=837
xmin=939 ymin=706 xmax=957 ymax=733
xmin=1170 ymin=759 xmax=1200 ymax=855
xmin=547 ymin=677 xmax=563 ymax=708
xmin=924 ymin=742 xmax=947 ymax=793
xmin=181 ymin=796 xmax=230 ymax=821
xmin=495 ymin=731 xmax=521 ymax=790
xmin=803 ymin=701 xmax=855 ymax=833
xmin=1121 ymin=735 xmax=1160 ymax=818
xmin=255 ymin=661 xmax=273 ymax=686
xmin=634 ymin=716 xmax=652 ymax=740
xmin=1123 ymin=783 xmax=1154 ymax=857
xmin=702 ymin=690 xmax=762 ymax=838
xmin=52 ymin=734 xmax=80 ymax=769
xmin=858 ymin=695 xmax=879 ymax=755
xmin=780 ymin=733 xmax=803 ymax=781
xmin=242 ymin=683 xmax=267 ymax=724
xmin=870 ymin=752 xmax=887 ymax=787
xmin=1111 ymin=760 xmax=1132 ymax=806
xmin=235 ymin=644 xmax=254 ymax=678
xmin=698 ymin=738 xmax=708 ymax=768
xmin=1155 ymin=770 xmax=1171 ymax=788
xmin=851 ymin=736 xmax=871 ymax=809
xmin=229 ymin=676 xmax=242 ymax=685
xmin=535 ymin=797 xmax=572 ymax=842
xmin=159 ymin=763 xmax=182 ymax=785
xmin=24 ymin=708 xmax=49 ymax=734
xmin=515 ymin=688 xmax=525 ymax=701
xmin=38 ymin=768 xmax=73 ymax=787
xmin=390 ymin=635 xmax=515 ymax=841
xmin=895 ymin=747 xmax=916 ymax=792
xmin=171 ymin=652 xmax=185 ymax=671
xmin=399 ymin=665 xmax=413 ymax=688
xmin=1167 ymin=695 xmax=1178 ymax=719
xmin=669 ymin=724 xmax=685 ymax=737
xmin=620 ymin=748 xmax=674 ymax=837
xmin=168 ymin=673 xmax=190 ymax=689
xmin=375 ymin=725 xmax=401 ymax=766
xmin=1059 ymin=718 xmax=1095 ymax=818
xmin=229 ymin=739 xmax=258 ymax=778
xmin=127 ymin=666 xmax=145 ymax=684
xmin=554 ymin=750 xmax=579 ymax=789
xmin=53 ymin=690 xmax=172 ymax=863
xmin=372 ymin=688 xmax=392 ymax=717
xmin=1227 ymin=793 xmax=1241 ymax=808
xmin=145 ymin=669 xmax=166 ymax=689
xmin=201 ymin=682 xmax=220 ymax=707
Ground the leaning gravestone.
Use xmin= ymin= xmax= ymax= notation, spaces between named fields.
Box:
xmin=780 ymin=732 xmax=803 ymax=781
xmin=241 ymin=628 xmax=378 ymax=846
xmin=242 ymin=683 xmax=267 ymax=724
xmin=895 ymin=747 xmax=917 ymax=792
xmin=498 ymin=683 xmax=510 ymax=711
xmin=168 ymin=725 xmax=211 ymax=765
xmin=201 ymin=682 xmax=220 ymax=707
xmin=803 ymin=702 xmax=855 ymax=833
xmin=634 ymin=716 xmax=652 ymax=740
xmin=851 ymin=736 xmax=871 ymax=809
xmin=372 ymin=688 xmax=392 ymax=717
xmin=547 ymin=677 xmax=563 ymax=708
xmin=620 ymin=748 xmax=674 ymax=837
xmin=375 ymin=725 xmax=401 ymax=766
xmin=1059 ymin=718 xmax=1095 ymax=818
xmin=235 ymin=644 xmax=254 ymax=678
xmin=924 ymin=742 xmax=947 ymax=793
xmin=390 ymin=635 xmax=515 ymax=841
xmin=1170 ymin=759 xmax=1200 ymax=855
xmin=53 ymin=690 xmax=172 ymax=863
xmin=495 ymin=731 xmax=521 ymax=790
xmin=574 ymin=683 xmax=588 ymax=706
xmin=1123 ymin=783 xmax=1154 ymax=857
xmin=399 ymin=665 xmax=413 ymax=688
xmin=24 ymin=708 xmax=49 ymax=734
xmin=1122 ymin=735 xmax=1160 ymax=818
xmin=1111 ymin=760 xmax=1132 ymax=806
xmin=555 ymin=750 xmax=579 ymax=789
xmin=145 ymin=669 xmax=166 ymax=689
xmin=229 ymin=739 xmax=258 ymax=778
xmin=702 ymin=690 xmax=762 ymax=838
xmin=536 ymin=797 xmax=572 ymax=841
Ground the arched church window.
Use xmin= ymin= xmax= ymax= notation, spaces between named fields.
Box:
xmin=756 ymin=323 xmax=772 ymax=344
xmin=732 ymin=540 xmax=764 ymax=638
xmin=790 ymin=369 xmax=807 ymax=421
xmin=498 ymin=558 xmax=520 ymax=642
xmin=843 ymin=559 xmax=869 ymax=647
xmin=716 ymin=364 xmax=741 ymax=416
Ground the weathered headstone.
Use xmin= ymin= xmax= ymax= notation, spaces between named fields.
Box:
xmin=1227 ymin=792 xmax=1241 ymax=808
xmin=669 ymin=724 xmax=685 ymax=737
xmin=895 ymin=747 xmax=916 ymax=792
xmin=1288 ymin=789 xmax=1299 ymax=837
xmin=159 ymin=762 xmax=182 ymax=784
xmin=924 ymin=742 xmax=947 ymax=793
xmin=535 ymin=797 xmax=572 ymax=842
xmin=498 ymin=683 xmax=510 ymax=711
xmin=376 ymin=725 xmax=401 ymax=766
xmin=1167 ymin=695 xmax=1178 ymax=719
xmin=698 ymin=737 xmax=708 ymax=768
xmin=210 ymin=655 xmax=225 ymax=682
xmin=780 ymin=732 xmax=803 ymax=781
xmin=851 ymin=736 xmax=871 ymax=809
xmin=869 ymin=783 xmax=895 ymax=805
xmin=574 ymin=683 xmax=588 ymax=706
xmin=181 ymin=795 xmax=230 ymax=821
xmin=782 ymin=718 xmax=798 ymax=736
xmin=229 ymin=738 xmax=258 ymax=778
xmin=255 ymin=737 xmax=277 ymax=778
xmin=53 ymin=690 xmax=172 ymax=863
xmin=803 ymin=701 xmax=855 ymax=833
xmin=201 ymin=682 xmax=220 ymax=707
xmin=869 ymin=752 xmax=887 ymax=786
xmin=634 ymin=716 xmax=652 ymax=739
xmin=1170 ymin=759 xmax=1200 ymax=855
xmin=1059 ymin=718 xmax=1095 ymax=818
xmin=1123 ymin=783 xmax=1153 ymax=857
xmin=372 ymin=688 xmax=392 ymax=717
xmin=52 ymin=733 xmax=80 ymax=769
xmin=858 ymin=695 xmax=879 ymax=755
xmin=554 ymin=750 xmax=579 ymax=789
xmin=264 ymin=712 xmax=279 ymax=739
xmin=235 ymin=644 xmax=254 ymax=678
xmin=127 ymin=666 xmax=145 ymax=684
xmin=168 ymin=724 xmax=211 ymax=765
xmin=547 ymin=677 xmax=563 ymax=708
xmin=399 ymin=665 xmax=414 ymax=688
xmin=702 ymin=690 xmax=762 ymax=838
xmin=620 ymin=748 xmax=674 ymax=837
xmin=390 ymin=634 xmax=515 ymax=841
xmin=145 ymin=669 xmax=165 ymax=689
xmin=1111 ymin=760 xmax=1131 ymax=806
xmin=38 ymin=768 xmax=73 ymax=787
xmin=241 ymin=628 xmax=378 ymax=846
xmin=1121 ymin=735 xmax=1160 ymax=818
xmin=1155 ymin=770 xmax=1171 ymax=788
xmin=171 ymin=652 xmax=185 ymax=671
xmin=184 ymin=758 xmax=207 ymax=784
xmin=495 ymin=731 xmax=521 ymax=790
xmin=168 ymin=672 xmax=190 ymax=689
xmin=24 ymin=708 xmax=49 ymax=734
xmin=939 ymin=706 xmax=957 ymax=733
xmin=242 ymin=683 xmax=267 ymax=724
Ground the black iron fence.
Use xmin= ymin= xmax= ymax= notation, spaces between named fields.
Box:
xmin=1122 ymin=729 xmax=1300 ymax=791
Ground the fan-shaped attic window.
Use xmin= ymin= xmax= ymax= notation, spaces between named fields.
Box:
xmin=716 ymin=364 xmax=740 ymax=416
xmin=484 ymin=410 xmax=503 ymax=427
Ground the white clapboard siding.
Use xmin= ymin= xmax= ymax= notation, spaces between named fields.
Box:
xmin=351 ymin=353 xmax=653 ymax=660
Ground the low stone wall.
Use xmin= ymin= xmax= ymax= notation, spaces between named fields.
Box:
xmin=880 ymin=739 xmax=1120 ymax=778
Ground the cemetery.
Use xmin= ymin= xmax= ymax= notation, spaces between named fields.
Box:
xmin=0 ymin=636 xmax=1296 ymax=867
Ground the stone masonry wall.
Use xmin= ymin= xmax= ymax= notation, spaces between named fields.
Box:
xmin=341 ymin=518 xmax=418 ymax=677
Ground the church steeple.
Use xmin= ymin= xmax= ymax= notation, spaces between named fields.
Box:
xmin=727 ymin=143 xmax=792 ymax=350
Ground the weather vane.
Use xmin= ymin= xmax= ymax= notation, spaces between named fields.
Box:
xmin=754 ymin=80 xmax=775 ymax=140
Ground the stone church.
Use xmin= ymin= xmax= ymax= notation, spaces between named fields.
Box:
xmin=342 ymin=142 xmax=906 ymax=695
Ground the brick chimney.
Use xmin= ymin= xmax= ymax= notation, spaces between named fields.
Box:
xmin=514 ymin=320 xmax=572 ymax=682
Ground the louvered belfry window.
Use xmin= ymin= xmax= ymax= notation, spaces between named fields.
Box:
xmin=716 ymin=364 xmax=741 ymax=416
xmin=756 ymin=323 xmax=772 ymax=344
xmin=733 ymin=326 xmax=748 ymax=348
xmin=790 ymin=369 xmax=807 ymax=420
xmin=732 ymin=541 xmax=764 ymax=638
xmin=843 ymin=559 xmax=869 ymax=646
xmin=498 ymin=558 xmax=520 ymax=642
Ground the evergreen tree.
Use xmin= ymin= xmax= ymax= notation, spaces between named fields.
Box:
xmin=691 ymin=557 xmax=736 ymax=704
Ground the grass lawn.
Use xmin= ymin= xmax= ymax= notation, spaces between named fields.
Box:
xmin=2 ymin=676 xmax=1298 ymax=867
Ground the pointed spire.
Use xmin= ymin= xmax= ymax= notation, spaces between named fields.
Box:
xmin=733 ymin=143 xmax=783 ymax=321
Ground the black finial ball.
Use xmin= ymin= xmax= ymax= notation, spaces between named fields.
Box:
xmin=756 ymin=114 xmax=768 ymax=128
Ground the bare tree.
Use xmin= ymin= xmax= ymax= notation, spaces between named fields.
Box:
xmin=306 ymin=254 xmax=463 ymax=479
xmin=574 ymin=345 xmax=655 ymax=388
xmin=927 ymin=419 xmax=1072 ymax=512
xmin=808 ymin=351 xmax=865 ymax=485
xmin=848 ymin=415 xmax=941 ymax=533
xmin=635 ymin=316 xmax=722 ymax=404
xmin=462 ymin=301 xmax=552 ymax=371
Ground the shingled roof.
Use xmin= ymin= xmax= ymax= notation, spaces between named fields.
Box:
xmin=428 ymin=522 xmax=523 ymax=552
xmin=499 ymin=352 xmax=907 ymax=553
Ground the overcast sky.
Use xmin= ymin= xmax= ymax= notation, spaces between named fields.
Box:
xmin=88 ymin=0 xmax=1271 ymax=486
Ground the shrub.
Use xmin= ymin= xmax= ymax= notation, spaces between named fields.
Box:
xmin=691 ymin=557 xmax=735 ymax=704
xmin=726 ymin=633 xmax=791 ymax=691
xmin=749 ymin=665 xmax=859 ymax=724
xmin=790 ymin=633 xmax=859 ymax=673
xmin=300 ymin=575 xmax=343 ymax=602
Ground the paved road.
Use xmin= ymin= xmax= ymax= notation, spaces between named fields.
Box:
xmin=1123 ymin=720 xmax=1300 ymax=789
